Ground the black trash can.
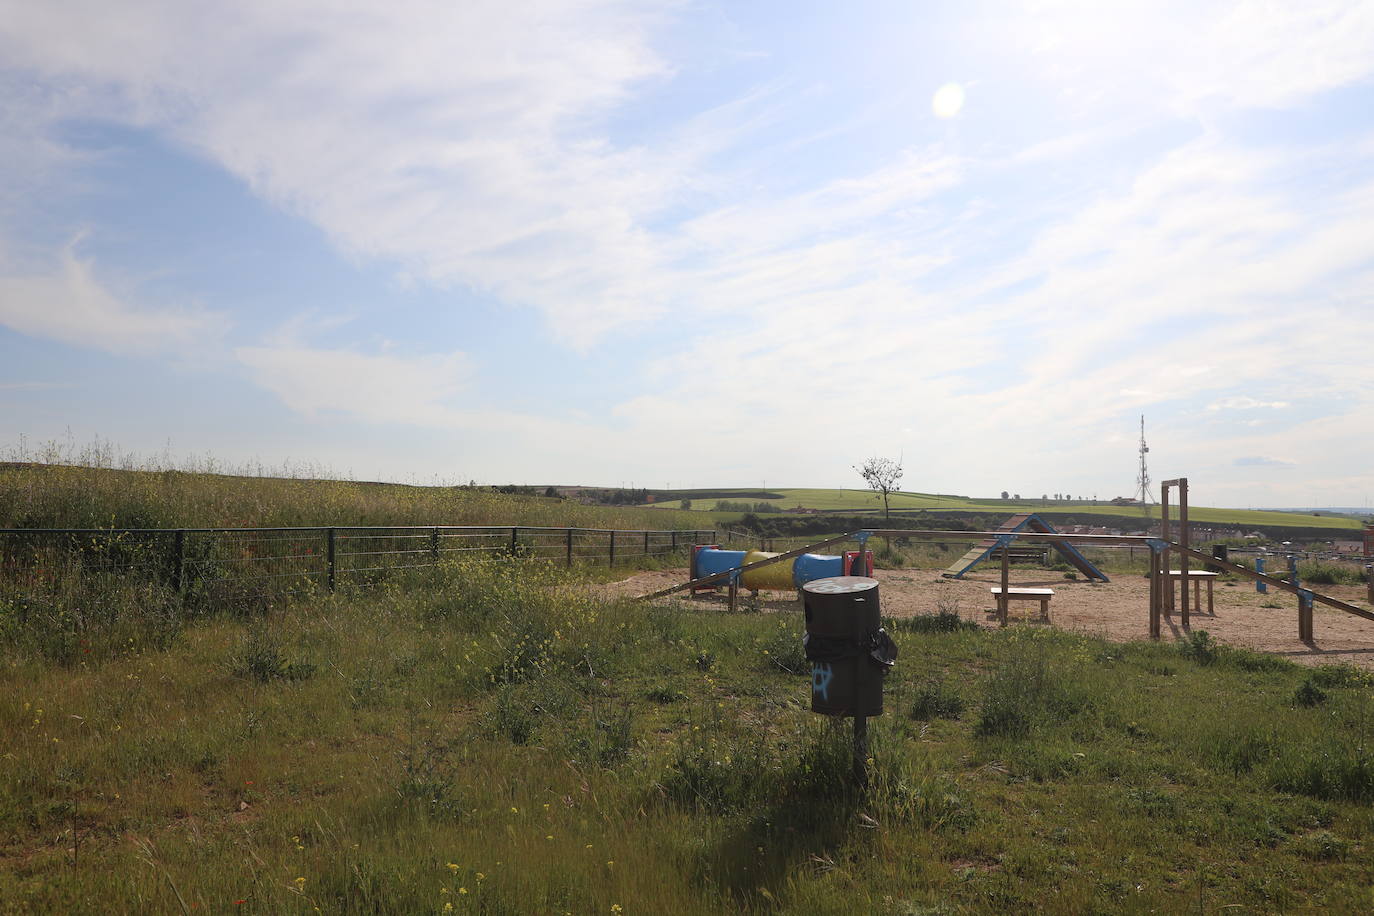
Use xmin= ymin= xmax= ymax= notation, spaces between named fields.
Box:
xmin=802 ymin=576 xmax=896 ymax=717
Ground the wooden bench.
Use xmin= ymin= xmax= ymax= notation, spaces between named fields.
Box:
xmin=1167 ymin=570 xmax=1219 ymax=615
xmin=990 ymin=587 xmax=1054 ymax=625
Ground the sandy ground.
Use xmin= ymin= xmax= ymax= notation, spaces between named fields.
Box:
xmin=599 ymin=567 xmax=1374 ymax=670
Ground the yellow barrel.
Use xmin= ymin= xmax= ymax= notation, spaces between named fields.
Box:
xmin=740 ymin=551 xmax=795 ymax=591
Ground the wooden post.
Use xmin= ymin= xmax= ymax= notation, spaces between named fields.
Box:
xmin=1366 ymin=564 xmax=1373 ymax=605
xmin=608 ymin=531 xmax=615 ymax=567
xmin=1160 ymin=482 xmax=1172 ymax=612
xmin=671 ymin=530 xmax=678 ymax=555
xmin=1299 ymin=592 xmax=1314 ymax=642
xmin=171 ymin=529 xmax=186 ymax=595
xmin=326 ymin=527 xmax=336 ymax=591
xmin=727 ymin=575 xmax=738 ymax=612
xmin=999 ymin=542 xmax=1010 ymax=627
xmin=510 ymin=526 xmax=519 ymax=556
xmin=1178 ymin=478 xmax=1190 ymax=630
xmin=645 ymin=530 xmax=650 ymax=558
xmin=431 ymin=527 xmax=440 ymax=563
xmin=1148 ymin=547 xmax=1161 ymax=639
xmin=566 ymin=528 xmax=574 ymax=568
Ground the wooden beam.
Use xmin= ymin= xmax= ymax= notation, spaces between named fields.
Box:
xmin=1171 ymin=543 xmax=1374 ymax=623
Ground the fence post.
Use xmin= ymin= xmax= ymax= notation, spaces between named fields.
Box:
xmin=566 ymin=528 xmax=574 ymax=567
xmin=609 ymin=531 xmax=616 ymax=567
xmin=1366 ymin=564 xmax=1373 ymax=605
xmin=644 ymin=530 xmax=650 ymax=558
xmin=431 ymin=527 xmax=440 ymax=563
xmin=1288 ymin=555 xmax=1299 ymax=588
xmin=672 ymin=530 xmax=677 ymax=554
xmin=326 ymin=528 xmax=336 ymax=591
xmin=172 ymin=529 xmax=186 ymax=594
xmin=511 ymin=527 xmax=519 ymax=556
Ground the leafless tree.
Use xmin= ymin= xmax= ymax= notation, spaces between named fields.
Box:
xmin=854 ymin=456 xmax=903 ymax=519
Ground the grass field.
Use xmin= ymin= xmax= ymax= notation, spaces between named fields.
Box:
xmin=645 ymin=487 xmax=1367 ymax=531
xmin=0 ymin=463 xmax=706 ymax=532
xmin=5 ymin=558 xmax=1374 ymax=913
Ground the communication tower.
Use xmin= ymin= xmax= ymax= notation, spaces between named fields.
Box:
xmin=1134 ymin=415 xmax=1154 ymax=515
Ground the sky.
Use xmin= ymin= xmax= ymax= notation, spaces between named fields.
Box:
xmin=2 ymin=0 xmax=1373 ymax=509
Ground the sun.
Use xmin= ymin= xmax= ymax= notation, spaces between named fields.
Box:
xmin=931 ymin=82 xmax=965 ymax=119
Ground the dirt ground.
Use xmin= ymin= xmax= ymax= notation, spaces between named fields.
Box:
xmin=599 ymin=567 xmax=1374 ymax=670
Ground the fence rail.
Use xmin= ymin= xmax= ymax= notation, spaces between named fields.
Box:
xmin=0 ymin=525 xmax=715 ymax=604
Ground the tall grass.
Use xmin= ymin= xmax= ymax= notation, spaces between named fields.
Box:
xmin=0 ymin=458 xmax=703 ymax=531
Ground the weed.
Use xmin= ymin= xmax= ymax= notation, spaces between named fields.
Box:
xmin=758 ymin=620 xmax=808 ymax=675
xmin=1296 ymin=830 xmax=1349 ymax=861
xmin=1270 ymin=743 xmax=1374 ymax=802
xmin=1308 ymin=664 xmax=1368 ymax=689
xmin=1178 ymin=630 xmax=1221 ymax=665
xmin=888 ymin=613 xmax=977 ymax=634
xmin=910 ymin=679 xmax=965 ymax=720
xmin=1293 ymin=679 xmax=1328 ymax=708
xmin=230 ymin=629 xmax=315 ymax=682
xmin=395 ymin=742 xmax=463 ymax=819
xmin=646 ymin=685 xmax=686 ymax=704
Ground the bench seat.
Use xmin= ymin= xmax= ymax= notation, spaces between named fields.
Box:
xmin=989 ymin=586 xmax=1054 ymax=624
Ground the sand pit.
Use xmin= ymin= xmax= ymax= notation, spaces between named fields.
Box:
xmin=601 ymin=567 xmax=1374 ymax=670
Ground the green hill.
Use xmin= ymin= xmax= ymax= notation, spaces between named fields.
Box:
xmin=643 ymin=487 xmax=1366 ymax=531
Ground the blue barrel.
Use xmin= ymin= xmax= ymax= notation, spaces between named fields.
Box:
xmin=793 ymin=553 xmax=844 ymax=586
xmin=694 ymin=548 xmax=748 ymax=581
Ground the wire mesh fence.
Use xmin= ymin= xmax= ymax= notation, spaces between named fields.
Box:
xmin=0 ymin=525 xmax=716 ymax=607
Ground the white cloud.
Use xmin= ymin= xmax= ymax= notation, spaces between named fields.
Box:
xmin=0 ymin=0 xmax=684 ymax=346
xmin=0 ymin=237 xmax=226 ymax=354
xmin=236 ymin=340 xmax=471 ymax=428
xmin=1208 ymin=397 xmax=1290 ymax=411
xmin=1234 ymin=456 xmax=1296 ymax=468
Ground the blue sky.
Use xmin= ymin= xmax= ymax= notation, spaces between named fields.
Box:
xmin=2 ymin=0 xmax=1373 ymax=508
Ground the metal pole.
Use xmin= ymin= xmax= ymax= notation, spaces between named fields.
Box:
xmin=1256 ymin=556 xmax=1267 ymax=593
xmin=172 ymin=529 xmax=186 ymax=595
xmin=853 ymin=715 xmax=869 ymax=789
xmin=1288 ymin=555 xmax=1299 ymax=588
xmin=326 ymin=528 xmax=336 ymax=591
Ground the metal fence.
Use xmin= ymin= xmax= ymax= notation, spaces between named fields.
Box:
xmin=0 ymin=525 xmax=716 ymax=603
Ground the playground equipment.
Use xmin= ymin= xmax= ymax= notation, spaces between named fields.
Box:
xmin=638 ymin=482 xmax=1374 ymax=644
xmin=942 ymin=513 xmax=1109 ymax=581
xmin=690 ymin=544 xmax=872 ymax=593
xmin=986 ymin=538 xmax=1055 ymax=625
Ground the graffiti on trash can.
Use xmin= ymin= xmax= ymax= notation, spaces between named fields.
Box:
xmin=811 ymin=662 xmax=833 ymax=702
